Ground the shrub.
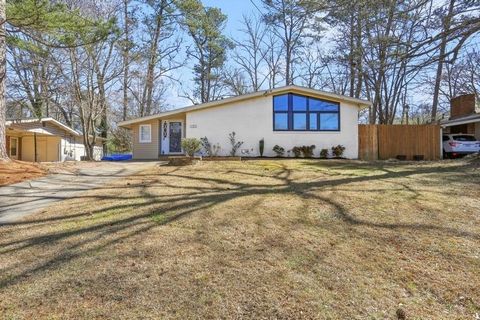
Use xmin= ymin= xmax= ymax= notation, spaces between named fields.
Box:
xmin=259 ymin=139 xmax=265 ymax=157
xmin=228 ymin=132 xmax=244 ymax=156
xmin=200 ymin=137 xmax=221 ymax=157
xmin=200 ymin=137 xmax=212 ymax=156
xmin=291 ymin=146 xmax=302 ymax=157
xmin=320 ymin=148 xmax=329 ymax=159
xmin=181 ymin=138 xmax=202 ymax=157
xmin=272 ymin=145 xmax=285 ymax=157
xmin=211 ymin=144 xmax=221 ymax=156
xmin=300 ymin=145 xmax=316 ymax=158
xmin=292 ymin=145 xmax=316 ymax=157
xmin=331 ymin=145 xmax=346 ymax=158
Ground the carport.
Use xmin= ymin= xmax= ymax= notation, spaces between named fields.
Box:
xmin=6 ymin=118 xmax=105 ymax=162
xmin=440 ymin=113 xmax=480 ymax=140
xmin=6 ymin=126 xmax=61 ymax=162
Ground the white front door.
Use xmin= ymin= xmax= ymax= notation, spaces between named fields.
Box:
xmin=9 ymin=137 xmax=18 ymax=160
xmin=161 ymin=120 xmax=184 ymax=154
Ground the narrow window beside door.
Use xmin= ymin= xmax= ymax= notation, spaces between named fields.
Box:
xmin=10 ymin=138 xmax=18 ymax=157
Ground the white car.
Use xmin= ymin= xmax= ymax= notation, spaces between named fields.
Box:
xmin=442 ymin=134 xmax=480 ymax=158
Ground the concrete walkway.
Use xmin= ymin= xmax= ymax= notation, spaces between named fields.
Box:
xmin=0 ymin=161 xmax=159 ymax=224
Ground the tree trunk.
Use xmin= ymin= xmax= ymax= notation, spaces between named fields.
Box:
xmin=122 ymin=0 xmax=129 ymax=121
xmin=431 ymin=0 xmax=455 ymax=122
xmin=348 ymin=13 xmax=355 ymax=97
xmin=285 ymin=44 xmax=291 ymax=85
xmin=142 ymin=1 xmax=165 ymax=115
xmin=98 ymin=74 xmax=108 ymax=154
xmin=0 ymin=0 xmax=9 ymax=160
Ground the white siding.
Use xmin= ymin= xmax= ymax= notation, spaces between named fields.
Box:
xmin=61 ymin=136 xmax=103 ymax=161
xmin=186 ymin=95 xmax=359 ymax=158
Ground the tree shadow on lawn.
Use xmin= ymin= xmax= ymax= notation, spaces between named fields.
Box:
xmin=0 ymin=171 xmax=166 ymax=214
xmin=0 ymin=160 xmax=478 ymax=291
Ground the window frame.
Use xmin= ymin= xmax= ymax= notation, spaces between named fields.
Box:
xmin=139 ymin=124 xmax=152 ymax=143
xmin=274 ymin=112 xmax=289 ymax=131
xmin=273 ymin=93 xmax=341 ymax=132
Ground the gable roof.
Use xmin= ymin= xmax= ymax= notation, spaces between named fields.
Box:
xmin=118 ymin=85 xmax=371 ymax=128
xmin=6 ymin=117 xmax=81 ymax=136
xmin=6 ymin=117 xmax=107 ymax=140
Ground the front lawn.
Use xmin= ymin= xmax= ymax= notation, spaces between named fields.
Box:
xmin=1 ymin=159 xmax=479 ymax=319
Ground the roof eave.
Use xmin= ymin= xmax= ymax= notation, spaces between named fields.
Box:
xmin=6 ymin=117 xmax=81 ymax=136
xmin=118 ymin=85 xmax=372 ymax=127
xmin=441 ymin=117 xmax=480 ymax=127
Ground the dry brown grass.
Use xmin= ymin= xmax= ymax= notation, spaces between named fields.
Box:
xmin=0 ymin=159 xmax=479 ymax=319
xmin=0 ymin=160 xmax=46 ymax=186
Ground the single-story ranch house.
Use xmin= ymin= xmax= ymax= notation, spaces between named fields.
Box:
xmin=6 ymin=118 xmax=104 ymax=162
xmin=118 ymin=85 xmax=371 ymax=159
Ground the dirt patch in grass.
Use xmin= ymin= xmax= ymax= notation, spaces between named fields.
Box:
xmin=0 ymin=160 xmax=46 ymax=186
xmin=0 ymin=160 xmax=108 ymax=186
xmin=40 ymin=161 xmax=107 ymax=175
xmin=0 ymin=159 xmax=479 ymax=319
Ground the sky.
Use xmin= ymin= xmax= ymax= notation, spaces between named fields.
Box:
xmin=165 ymin=1 xmax=480 ymax=111
xmin=164 ymin=0 xmax=263 ymax=109
xmin=202 ymin=0 xmax=262 ymax=38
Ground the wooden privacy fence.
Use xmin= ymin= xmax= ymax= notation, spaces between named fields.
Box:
xmin=359 ymin=125 xmax=441 ymax=161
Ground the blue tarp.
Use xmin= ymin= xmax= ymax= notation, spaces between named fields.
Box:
xmin=102 ymin=154 xmax=133 ymax=161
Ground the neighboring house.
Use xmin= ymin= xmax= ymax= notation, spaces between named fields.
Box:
xmin=118 ymin=85 xmax=371 ymax=159
xmin=441 ymin=94 xmax=480 ymax=139
xmin=6 ymin=118 xmax=104 ymax=162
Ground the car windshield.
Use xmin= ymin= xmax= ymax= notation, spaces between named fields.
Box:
xmin=452 ymin=135 xmax=477 ymax=142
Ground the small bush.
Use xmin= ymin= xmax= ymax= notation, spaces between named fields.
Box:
xmin=259 ymin=139 xmax=265 ymax=157
xmin=291 ymin=146 xmax=302 ymax=157
xmin=320 ymin=148 xmax=329 ymax=159
xmin=229 ymin=132 xmax=244 ymax=156
xmin=331 ymin=145 xmax=346 ymax=158
xmin=211 ymin=144 xmax=221 ymax=156
xmin=200 ymin=137 xmax=221 ymax=157
xmin=300 ymin=145 xmax=316 ymax=158
xmin=292 ymin=145 xmax=316 ymax=158
xmin=181 ymin=138 xmax=202 ymax=157
xmin=272 ymin=145 xmax=285 ymax=157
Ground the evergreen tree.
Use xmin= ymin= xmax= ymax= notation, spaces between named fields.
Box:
xmin=0 ymin=0 xmax=113 ymax=160
xmin=177 ymin=0 xmax=233 ymax=103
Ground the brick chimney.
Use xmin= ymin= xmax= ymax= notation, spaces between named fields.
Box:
xmin=450 ymin=94 xmax=477 ymax=119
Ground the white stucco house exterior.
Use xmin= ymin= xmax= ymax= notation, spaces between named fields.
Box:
xmin=118 ymin=85 xmax=371 ymax=159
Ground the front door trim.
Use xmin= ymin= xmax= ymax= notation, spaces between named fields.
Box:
xmin=160 ymin=119 xmax=184 ymax=155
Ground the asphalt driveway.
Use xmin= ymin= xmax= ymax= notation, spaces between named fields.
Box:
xmin=0 ymin=161 xmax=160 ymax=224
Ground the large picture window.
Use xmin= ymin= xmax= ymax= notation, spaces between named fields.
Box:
xmin=273 ymin=93 xmax=340 ymax=131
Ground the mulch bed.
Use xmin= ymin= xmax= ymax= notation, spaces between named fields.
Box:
xmin=0 ymin=160 xmax=46 ymax=186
